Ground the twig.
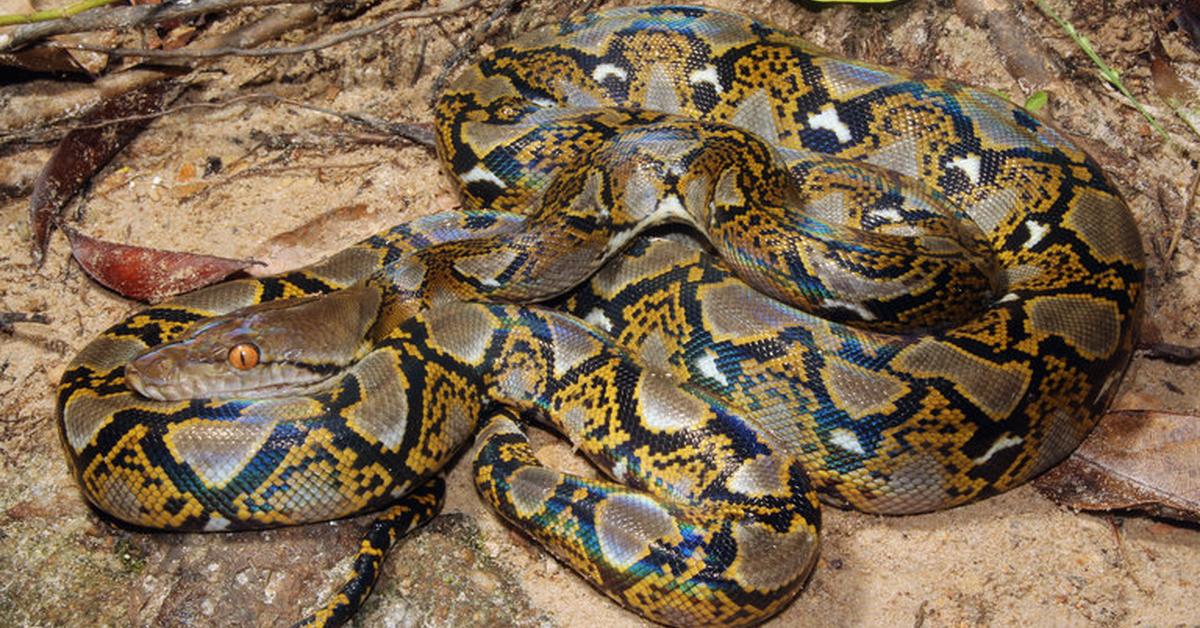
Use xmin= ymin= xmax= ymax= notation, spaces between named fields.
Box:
xmin=275 ymin=98 xmax=436 ymax=148
xmin=1 ymin=4 xmax=322 ymax=134
xmin=44 ymin=0 xmax=482 ymax=59
xmin=1140 ymin=341 xmax=1200 ymax=364
xmin=1165 ymin=166 xmax=1199 ymax=264
xmin=0 ymin=312 xmax=50 ymax=334
xmin=0 ymin=0 xmax=118 ymax=27
xmin=2 ymin=92 xmax=435 ymax=148
xmin=0 ymin=0 xmax=316 ymax=51
xmin=2 ymin=93 xmax=272 ymax=142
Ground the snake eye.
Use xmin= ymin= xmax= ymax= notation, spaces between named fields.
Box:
xmin=228 ymin=343 xmax=260 ymax=370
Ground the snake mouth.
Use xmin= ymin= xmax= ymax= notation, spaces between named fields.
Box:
xmin=124 ymin=360 xmax=336 ymax=402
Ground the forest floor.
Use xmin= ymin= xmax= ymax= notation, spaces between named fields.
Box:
xmin=1 ymin=0 xmax=1198 ymax=625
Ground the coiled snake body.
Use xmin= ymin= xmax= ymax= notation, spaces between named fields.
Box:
xmin=57 ymin=6 xmax=1144 ymax=626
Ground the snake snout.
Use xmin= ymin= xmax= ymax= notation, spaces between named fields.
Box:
xmin=124 ymin=352 xmax=179 ymax=401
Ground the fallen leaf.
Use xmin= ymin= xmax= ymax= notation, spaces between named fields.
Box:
xmin=0 ymin=46 xmax=86 ymax=74
xmin=61 ymin=223 xmax=261 ymax=303
xmin=28 ymin=79 xmax=179 ymax=266
xmin=1035 ymin=410 xmax=1200 ymax=523
xmin=56 ymin=30 xmax=118 ymax=76
xmin=1150 ymin=35 xmax=1189 ymax=103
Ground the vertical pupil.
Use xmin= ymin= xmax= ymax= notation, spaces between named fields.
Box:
xmin=230 ymin=344 xmax=257 ymax=369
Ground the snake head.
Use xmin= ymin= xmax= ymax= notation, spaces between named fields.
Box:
xmin=125 ymin=285 xmax=381 ymax=401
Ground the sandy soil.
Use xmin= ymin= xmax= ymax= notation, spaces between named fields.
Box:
xmin=2 ymin=0 xmax=1198 ymax=626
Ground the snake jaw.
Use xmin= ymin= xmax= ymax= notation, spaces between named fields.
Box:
xmin=125 ymin=343 xmax=336 ymax=401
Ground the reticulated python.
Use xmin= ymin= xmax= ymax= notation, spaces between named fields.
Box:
xmin=57 ymin=6 xmax=1145 ymax=627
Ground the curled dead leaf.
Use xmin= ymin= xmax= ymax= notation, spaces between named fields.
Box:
xmin=1035 ymin=410 xmax=1200 ymax=523
xmin=28 ymin=79 xmax=178 ymax=266
xmin=61 ymin=223 xmax=261 ymax=303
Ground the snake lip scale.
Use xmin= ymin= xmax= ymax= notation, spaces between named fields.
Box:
xmin=57 ymin=5 xmax=1144 ymax=627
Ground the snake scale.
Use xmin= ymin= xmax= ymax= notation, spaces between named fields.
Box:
xmin=56 ymin=6 xmax=1145 ymax=626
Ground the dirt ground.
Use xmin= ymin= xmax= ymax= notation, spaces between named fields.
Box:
xmin=2 ymin=0 xmax=1199 ymax=626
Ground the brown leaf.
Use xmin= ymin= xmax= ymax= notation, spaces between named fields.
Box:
xmin=0 ymin=46 xmax=86 ymax=74
xmin=1035 ymin=410 xmax=1200 ymax=523
xmin=61 ymin=223 xmax=261 ymax=303
xmin=28 ymin=79 xmax=178 ymax=266
xmin=1150 ymin=35 xmax=1189 ymax=103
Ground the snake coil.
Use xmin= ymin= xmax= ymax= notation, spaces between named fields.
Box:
xmin=58 ymin=6 xmax=1143 ymax=626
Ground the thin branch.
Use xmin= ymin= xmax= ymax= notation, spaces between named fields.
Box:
xmin=1140 ymin=341 xmax=1200 ymax=365
xmin=1 ymin=3 xmax=321 ymax=134
xmin=44 ymin=0 xmax=482 ymax=59
xmin=1164 ymin=165 xmax=1199 ymax=264
xmin=0 ymin=0 xmax=317 ymax=51
xmin=274 ymin=98 xmax=436 ymax=148
xmin=2 ymin=93 xmax=437 ymax=149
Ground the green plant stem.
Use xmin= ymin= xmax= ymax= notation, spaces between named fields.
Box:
xmin=0 ymin=0 xmax=120 ymax=27
xmin=1032 ymin=0 xmax=1169 ymax=141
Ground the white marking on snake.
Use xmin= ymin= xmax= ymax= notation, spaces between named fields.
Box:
xmin=830 ymin=427 xmax=866 ymax=455
xmin=695 ymin=351 xmax=729 ymax=387
xmin=997 ymin=292 xmax=1020 ymax=303
xmin=557 ymin=80 xmax=601 ymax=108
xmin=821 ymin=298 xmax=876 ymax=321
xmin=585 ymin=308 xmax=612 ymax=332
xmin=728 ymin=454 xmax=786 ymax=496
xmin=610 ymin=458 xmax=628 ymax=483
xmin=873 ymin=208 xmax=903 ymax=222
xmin=592 ymin=63 xmax=627 ymax=83
xmin=204 ymin=516 xmax=231 ymax=531
xmin=949 ymin=155 xmax=982 ymax=184
xmin=808 ymin=105 xmax=853 ymax=144
xmin=688 ymin=65 xmax=722 ymax=92
xmin=655 ymin=194 xmax=690 ymax=222
xmin=509 ymin=467 xmax=560 ymax=518
xmin=973 ymin=434 xmax=1023 ymax=464
xmin=1024 ymin=220 xmax=1049 ymax=249
xmin=462 ymin=164 xmax=506 ymax=188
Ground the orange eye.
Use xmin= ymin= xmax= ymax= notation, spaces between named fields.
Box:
xmin=228 ymin=343 xmax=260 ymax=370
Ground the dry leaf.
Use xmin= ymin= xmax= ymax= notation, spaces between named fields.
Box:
xmin=61 ymin=223 xmax=261 ymax=303
xmin=28 ymin=79 xmax=179 ymax=265
xmin=0 ymin=46 xmax=86 ymax=74
xmin=1035 ymin=410 xmax=1200 ymax=523
xmin=1150 ymin=36 xmax=1188 ymax=103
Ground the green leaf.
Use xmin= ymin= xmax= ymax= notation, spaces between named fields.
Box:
xmin=1024 ymin=91 xmax=1049 ymax=112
